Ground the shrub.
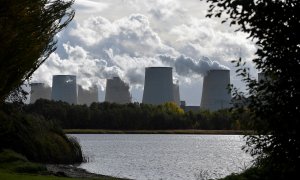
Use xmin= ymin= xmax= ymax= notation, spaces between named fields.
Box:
xmin=0 ymin=109 xmax=84 ymax=164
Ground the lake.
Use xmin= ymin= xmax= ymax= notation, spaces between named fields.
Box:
xmin=71 ymin=134 xmax=253 ymax=180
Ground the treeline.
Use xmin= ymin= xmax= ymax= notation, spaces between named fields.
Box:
xmin=22 ymin=99 xmax=251 ymax=130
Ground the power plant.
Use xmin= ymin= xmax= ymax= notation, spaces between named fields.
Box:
xmin=105 ymin=77 xmax=131 ymax=104
xmin=200 ymin=69 xmax=231 ymax=111
xmin=173 ymin=83 xmax=180 ymax=106
xmin=78 ymin=85 xmax=98 ymax=105
xmin=51 ymin=75 xmax=77 ymax=104
xmin=142 ymin=67 xmax=174 ymax=105
xmin=29 ymin=83 xmax=51 ymax=103
xmin=29 ymin=66 xmax=234 ymax=109
xmin=258 ymin=72 xmax=266 ymax=82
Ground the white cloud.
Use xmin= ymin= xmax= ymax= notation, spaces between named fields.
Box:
xmin=31 ymin=0 xmax=257 ymax=105
xmin=170 ymin=17 xmax=256 ymax=62
xmin=74 ymin=0 xmax=109 ymax=14
xmin=146 ymin=0 xmax=182 ymax=20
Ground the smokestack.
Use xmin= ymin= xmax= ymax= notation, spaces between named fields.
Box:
xmin=142 ymin=67 xmax=174 ymax=105
xmin=51 ymin=75 xmax=77 ymax=104
xmin=105 ymin=77 xmax=131 ymax=104
xmin=29 ymin=83 xmax=51 ymax=103
xmin=173 ymin=83 xmax=180 ymax=106
xmin=201 ymin=70 xmax=231 ymax=111
xmin=78 ymin=85 xmax=98 ymax=105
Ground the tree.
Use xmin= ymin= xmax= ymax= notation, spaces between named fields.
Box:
xmin=202 ymin=0 xmax=300 ymax=178
xmin=0 ymin=0 xmax=75 ymax=103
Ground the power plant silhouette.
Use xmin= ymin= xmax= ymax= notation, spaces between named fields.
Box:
xmin=142 ymin=67 xmax=175 ymax=105
xmin=29 ymin=67 xmax=233 ymax=111
xmin=258 ymin=72 xmax=266 ymax=82
xmin=173 ymin=83 xmax=180 ymax=106
xmin=29 ymin=83 xmax=51 ymax=103
xmin=200 ymin=70 xmax=231 ymax=111
xmin=105 ymin=77 xmax=131 ymax=104
xmin=78 ymin=85 xmax=98 ymax=105
xmin=51 ymin=75 xmax=77 ymax=104
xmin=30 ymin=75 xmax=99 ymax=105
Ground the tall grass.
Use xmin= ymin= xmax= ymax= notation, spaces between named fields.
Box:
xmin=0 ymin=109 xmax=84 ymax=164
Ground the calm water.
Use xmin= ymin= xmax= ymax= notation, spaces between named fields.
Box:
xmin=71 ymin=134 xmax=253 ymax=180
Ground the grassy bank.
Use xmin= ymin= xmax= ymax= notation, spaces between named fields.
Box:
xmin=0 ymin=171 xmax=77 ymax=180
xmin=0 ymin=170 xmax=124 ymax=180
xmin=0 ymin=150 xmax=125 ymax=180
xmin=64 ymin=129 xmax=253 ymax=135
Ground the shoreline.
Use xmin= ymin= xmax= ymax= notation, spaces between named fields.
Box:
xmin=64 ymin=129 xmax=254 ymax=135
xmin=46 ymin=164 xmax=127 ymax=179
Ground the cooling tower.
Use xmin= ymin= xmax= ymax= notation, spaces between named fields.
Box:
xmin=29 ymin=83 xmax=51 ymax=103
xmin=105 ymin=77 xmax=131 ymax=104
xmin=200 ymin=70 xmax=231 ymax=111
xmin=258 ymin=72 xmax=266 ymax=82
xmin=78 ymin=85 xmax=98 ymax=105
xmin=173 ymin=83 xmax=180 ymax=106
xmin=51 ymin=75 xmax=77 ymax=104
xmin=142 ymin=67 xmax=174 ymax=105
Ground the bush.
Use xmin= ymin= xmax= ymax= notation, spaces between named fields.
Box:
xmin=0 ymin=108 xmax=84 ymax=164
xmin=0 ymin=149 xmax=46 ymax=174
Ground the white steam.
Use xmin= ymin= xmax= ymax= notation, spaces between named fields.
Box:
xmin=31 ymin=13 xmax=251 ymax=91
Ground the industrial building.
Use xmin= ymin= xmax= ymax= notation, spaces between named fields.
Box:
xmin=173 ymin=83 xmax=180 ymax=106
xmin=180 ymin=101 xmax=200 ymax=112
xmin=51 ymin=75 xmax=77 ymax=104
xmin=29 ymin=83 xmax=51 ymax=103
xmin=258 ymin=72 xmax=266 ymax=82
xmin=105 ymin=77 xmax=131 ymax=104
xmin=78 ymin=85 xmax=98 ymax=105
xmin=200 ymin=69 xmax=231 ymax=111
xmin=142 ymin=67 xmax=174 ymax=105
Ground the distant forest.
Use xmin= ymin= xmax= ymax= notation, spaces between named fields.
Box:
xmin=15 ymin=99 xmax=251 ymax=130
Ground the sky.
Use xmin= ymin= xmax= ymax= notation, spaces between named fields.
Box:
xmin=30 ymin=0 xmax=258 ymax=105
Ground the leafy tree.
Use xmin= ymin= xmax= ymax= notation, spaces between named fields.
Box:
xmin=203 ymin=0 xmax=299 ymax=178
xmin=0 ymin=0 xmax=75 ymax=103
xmin=160 ymin=102 xmax=185 ymax=115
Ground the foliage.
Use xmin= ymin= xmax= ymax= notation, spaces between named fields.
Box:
xmin=203 ymin=0 xmax=300 ymax=178
xmin=0 ymin=150 xmax=123 ymax=180
xmin=0 ymin=149 xmax=29 ymax=164
xmin=0 ymin=0 xmax=74 ymax=103
xmin=0 ymin=149 xmax=47 ymax=174
xmin=160 ymin=102 xmax=185 ymax=115
xmin=23 ymin=99 xmax=250 ymax=130
xmin=0 ymin=104 xmax=83 ymax=164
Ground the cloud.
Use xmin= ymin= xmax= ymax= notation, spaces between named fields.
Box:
xmin=31 ymin=44 xmax=122 ymax=91
xmin=73 ymin=0 xmax=109 ymax=14
xmin=170 ymin=17 xmax=256 ymax=62
xmin=32 ymin=14 xmax=179 ymax=89
xmin=159 ymin=54 xmax=229 ymax=77
xmin=31 ymin=7 xmax=256 ymax=104
xmin=146 ymin=0 xmax=182 ymax=20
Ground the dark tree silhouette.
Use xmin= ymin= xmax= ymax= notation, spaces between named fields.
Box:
xmin=0 ymin=0 xmax=75 ymax=103
xmin=203 ymin=0 xmax=300 ymax=178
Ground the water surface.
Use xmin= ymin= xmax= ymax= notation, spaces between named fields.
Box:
xmin=71 ymin=134 xmax=252 ymax=180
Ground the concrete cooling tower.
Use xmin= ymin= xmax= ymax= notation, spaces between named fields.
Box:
xmin=201 ymin=70 xmax=231 ymax=111
xmin=105 ymin=77 xmax=131 ymax=104
xmin=258 ymin=72 xmax=266 ymax=82
xmin=173 ymin=83 xmax=180 ymax=106
xmin=142 ymin=67 xmax=174 ymax=105
xmin=78 ymin=85 xmax=98 ymax=105
xmin=51 ymin=75 xmax=77 ymax=104
xmin=29 ymin=83 xmax=51 ymax=103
